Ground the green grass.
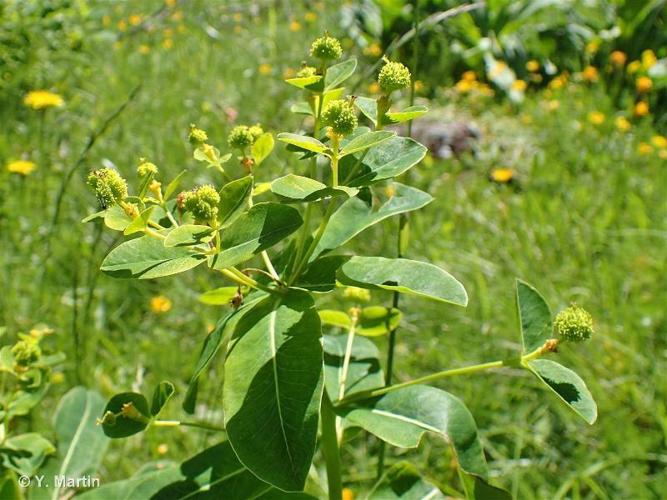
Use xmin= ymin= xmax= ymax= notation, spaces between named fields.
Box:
xmin=1 ymin=1 xmax=666 ymax=498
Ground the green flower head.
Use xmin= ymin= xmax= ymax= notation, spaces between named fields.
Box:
xmin=297 ymin=65 xmax=317 ymax=78
xmin=12 ymin=338 xmax=41 ymax=366
xmin=228 ymin=125 xmax=254 ymax=150
xmin=322 ymin=99 xmax=358 ymax=136
xmin=378 ymin=60 xmax=411 ymax=92
xmin=248 ymin=124 xmax=264 ymax=141
xmin=87 ymin=168 xmax=128 ymax=207
xmin=183 ymin=184 xmax=220 ymax=223
xmin=310 ymin=34 xmax=342 ymax=61
xmin=189 ymin=124 xmax=208 ymax=145
xmin=554 ymin=304 xmax=594 ymax=342
xmin=137 ymin=158 xmax=158 ymax=178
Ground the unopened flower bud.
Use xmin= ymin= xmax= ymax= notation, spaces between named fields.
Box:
xmin=248 ymin=124 xmax=264 ymax=141
xmin=554 ymin=304 xmax=594 ymax=342
xmin=123 ymin=202 xmax=139 ymax=218
xmin=228 ymin=125 xmax=254 ymax=149
xmin=183 ymin=184 xmax=220 ymax=222
xmin=189 ymin=124 xmax=208 ymax=145
xmin=137 ymin=158 xmax=158 ymax=178
xmin=310 ymin=34 xmax=343 ymax=61
xmin=12 ymin=339 xmax=41 ymax=366
xmin=297 ymin=65 xmax=317 ymax=78
xmin=87 ymin=168 xmax=128 ymax=207
xmin=378 ymin=60 xmax=411 ymax=92
xmin=322 ymin=99 xmax=358 ymax=136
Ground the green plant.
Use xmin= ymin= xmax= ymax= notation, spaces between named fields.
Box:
xmin=81 ymin=34 xmax=598 ymax=498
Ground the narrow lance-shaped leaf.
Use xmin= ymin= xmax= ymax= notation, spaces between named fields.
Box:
xmin=527 ymin=359 xmax=597 ymax=424
xmin=277 ymin=133 xmax=329 ymax=155
xmin=223 ymin=291 xmax=323 ymax=491
xmin=384 ymin=105 xmax=429 ymax=125
xmin=337 ymin=256 xmax=468 ymax=306
xmin=340 ymin=385 xmax=488 ymax=478
xmin=516 ymin=280 xmax=552 ymax=354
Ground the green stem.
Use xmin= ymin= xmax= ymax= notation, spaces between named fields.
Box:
xmin=152 ymin=419 xmax=225 ymax=432
xmin=330 ymin=134 xmax=340 ymax=187
xmin=320 ymin=393 xmax=343 ymax=500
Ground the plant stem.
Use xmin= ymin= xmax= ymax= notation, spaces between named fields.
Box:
xmin=261 ymin=251 xmax=281 ymax=281
xmin=152 ymin=419 xmax=225 ymax=432
xmin=320 ymin=393 xmax=343 ymax=500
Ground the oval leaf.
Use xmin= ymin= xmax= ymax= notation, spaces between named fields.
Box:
xmin=163 ymin=224 xmax=214 ymax=247
xmin=337 ymin=256 xmax=467 ymax=306
xmin=339 ymin=130 xmax=396 ymax=157
xmin=277 ymin=133 xmax=329 ymax=155
xmin=271 ymin=174 xmax=357 ymax=202
xmin=251 ymin=132 xmax=275 ymax=166
xmin=223 ymin=291 xmax=323 ymax=491
xmin=197 ymin=286 xmax=239 ymax=306
xmin=516 ymin=280 xmax=552 ymax=354
xmin=150 ymin=381 xmax=175 ymax=417
xmin=384 ymin=105 xmax=429 ymax=124
xmin=324 ymin=58 xmax=357 ymax=90
xmin=219 ymin=175 xmax=253 ymax=227
xmin=100 ymin=392 xmax=151 ymax=438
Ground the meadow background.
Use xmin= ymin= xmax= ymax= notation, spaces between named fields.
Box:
xmin=1 ymin=0 xmax=666 ymax=498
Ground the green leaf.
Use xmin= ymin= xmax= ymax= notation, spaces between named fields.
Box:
xmin=100 ymin=392 xmax=151 ymax=438
xmin=123 ymin=206 xmax=155 ymax=235
xmin=337 ymin=257 xmax=468 ymax=306
xmin=0 ymin=433 xmax=55 ymax=476
xmin=31 ymin=387 xmax=109 ymax=500
xmin=384 ymin=105 xmax=429 ymax=124
xmin=277 ymin=133 xmax=329 ymax=155
xmin=251 ymin=132 xmax=274 ymax=166
xmin=295 ymin=255 xmax=350 ymax=292
xmin=339 ymin=130 xmax=396 ymax=157
xmin=150 ymin=381 xmax=175 ymax=417
xmin=290 ymin=101 xmax=314 ymax=115
xmin=312 ymin=183 xmax=432 ymax=258
xmin=355 ymin=96 xmax=378 ymax=126
xmin=339 ymin=136 xmax=427 ymax=186
xmin=163 ymin=224 xmax=214 ymax=247
xmin=320 ymin=307 xmax=402 ymax=336
xmin=101 ymin=236 xmax=206 ymax=279
xmin=164 ymin=169 xmax=187 ymax=200
xmin=341 ymin=385 xmax=488 ymax=478
xmin=285 ymin=75 xmax=323 ymax=90
xmin=0 ymin=470 xmax=21 ymax=500
xmin=219 ymin=175 xmax=253 ymax=228
xmin=516 ymin=280 xmax=553 ymax=354
xmin=368 ymin=461 xmax=445 ymax=499
xmin=103 ymin=205 xmax=132 ymax=231
xmin=324 ymin=58 xmax=357 ymax=90
xmin=323 ymin=334 xmax=384 ymax=402
xmin=198 ymin=286 xmax=239 ymax=305
xmin=271 ymin=174 xmax=358 ymax=202
xmin=223 ymin=291 xmax=323 ymax=491
xmin=210 ymin=203 xmax=302 ymax=270
xmin=81 ymin=209 xmax=105 ymax=223
xmin=527 ymin=359 xmax=598 ymax=424
xmin=460 ymin=473 xmax=513 ymax=500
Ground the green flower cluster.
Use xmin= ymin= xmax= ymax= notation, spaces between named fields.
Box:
xmin=137 ymin=158 xmax=158 ymax=178
xmin=12 ymin=338 xmax=41 ymax=366
xmin=310 ymin=34 xmax=342 ymax=61
xmin=554 ymin=304 xmax=594 ymax=342
xmin=189 ymin=124 xmax=208 ymax=145
xmin=228 ymin=124 xmax=263 ymax=150
xmin=183 ymin=184 xmax=220 ymax=223
xmin=322 ymin=99 xmax=358 ymax=136
xmin=378 ymin=60 xmax=411 ymax=92
xmin=87 ymin=168 xmax=128 ymax=207
xmin=297 ymin=65 xmax=317 ymax=78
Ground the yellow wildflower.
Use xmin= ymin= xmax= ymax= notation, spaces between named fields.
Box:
xmin=659 ymin=150 xmax=667 ymax=160
xmin=7 ymin=160 xmax=37 ymax=175
xmin=342 ymin=488 xmax=354 ymax=500
xmin=304 ymin=12 xmax=318 ymax=22
xmin=117 ymin=19 xmax=127 ymax=32
xmin=526 ymin=60 xmax=540 ymax=72
xmin=489 ymin=60 xmax=508 ymax=79
xmin=651 ymin=135 xmax=667 ymax=149
xmin=627 ymin=60 xmax=641 ymax=74
xmin=610 ymin=50 xmax=627 ymax=66
xmin=23 ymin=90 xmax=64 ymax=110
xmin=162 ymin=38 xmax=173 ymax=49
xmin=139 ymin=44 xmax=150 ymax=55
xmin=636 ymin=77 xmax=652 ymax=93
xmin=171 ymin=10 xmax=184 ymax=21
xmin=259 ymin=63 xmax=272 ymax=75
xmin=549 ymin=74 xmax=567 ymax=90
xmin=512 ymin=79 xmax=527 ymax=92
xmin=614 ymin=116 xmax=631 ymax=132
xmin=547 ymin=100 xmax=560 ymax=111
xmin=587 ymin=111 xmax=605 ymax=125
xmin=490 ymin=168 xmax=514 ymax=183
xmin=586 ymin=40 xmax=600 ymax=54
xmin=637 ymin=142 xmax=653 ymax=155
xmin=289 ymin=20 xmax=302 ymax=32
xmin=641 ymin=49 xmax=657 ymax=69
xmin=634 ymin=101 xmax=649 ymax=117
xmin=455 ymin=80 xmax=473 ymax=93
xmin=462 ymin=70 xmax=476 ymax=82
xmin=582 ymin=66 xmax=598 ymax=82
xmin=165 ymin=0 xmax=177 ymax=6
xmin=129 ymin=14 xmax=142 ymax=26
xmin=363 ymin=42 xmax=382 ymax=57
xmin=368 ymin=82 xmax=381 ymax=94
xmin=150 ymin=295 xmax=172 ymax=313
xmin=414 ymin=80 xmax=425 ymax=92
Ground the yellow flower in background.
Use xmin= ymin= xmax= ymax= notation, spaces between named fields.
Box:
xmin=462 ymin=70 xmax=477 ymax=82
xmin=259 ymin=63 xmax=272 ymax=75
xmin=637 ymin=142 xmax=653 ymax=155
xmin=489 ymin=60 xmax=508 ymax=78
xmin=585 ymin=40 xmax=600 ymax=54
xmin=304 ymin=11 xmax=317 ymax=22
xmin=162 ymin=38 xmax=174 ymax=49
xmin=614 ymin=116 xmax=631 ymax=132
xmin=150 ymin=295 xmax=172 ymax=313
xmin=414 ymin=80 xmax=425 ymax=92
xmin=635 ymin=77 xmax=652 ymax=93
xmin=526 ymin=60 xmax=540 ymax=72
xmin=171 ymin=10 xmax=184 ymax=21
xmin=455 ymin=80 xmax=473 ymax=93
xmin=138 ymin=44 xmax=150 ymax=55
xmin=587 ymin=111 xmax=605 ymax=125
xmin=634 ymin=101 xmax=649 ymax=117
xmin=512 ymin=79 xmax=527 ymax=92
xmin=610 ymin=51 xmax=627 ymax=67
xmin=641 ymin=49 xmax=657 ymax=69
xmin=651 ymin=135 xmax=667 ymax=149
xmin=363 ymin=42 xmax=382 ymax=57
xmin=289 ymin=20 xmax=302 ymax=32
xmin=368 ymin=82 xmax=381 ymax=94
xmin=490 ymin=168 xmax=514 ymax=183
xmin=547 ymin=99 xmax=560 ymax=111
xmin=117 ymin=19 xmax=127 ymax=32
xmin=165 ymin=0 xmax=177 ymax=6
xmin=7 ymin=160 xmax=37 ymax=175
xmin=283 ymin=67 xmax=295 ymax=79
xmin=549 ymin=74 xmax=568 ymax=90
xmin=129 ymin=14 xmax=142 ymax=26
xmin=582 ymin=66 xmax=598 ymax=82
xmin=627 ymin=60 xmax=641 ymax=74
xmin=24 ymin=90 xmax=64 ymax=110
xmin=342 ymin=488 xmax=354 ymax=500
xmin=659 ymin=149 xmax=667 ymax=159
